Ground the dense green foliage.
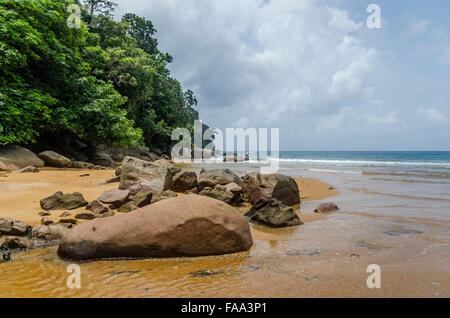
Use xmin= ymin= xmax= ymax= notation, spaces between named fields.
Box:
xmin=0 ymin=0 xmax=199 ymax=149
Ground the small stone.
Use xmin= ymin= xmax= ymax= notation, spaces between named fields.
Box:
xmin=38 ymin=211 xmax=51 ymax=216
xmin=98 ymin=188 xmax=130 ymax=208
xmin=59 ymin=212 xmax=71 ymax=217
xmin=118 ymin=202 xmax=138 ymax=213
xmin=314 ymin=202 xmax=339 ymax=213
xmin=131 ymin=190 xmax=153 ymax=207
xmin=59 ymin=219 xmax=77 ymax=225
xmin=17 ymin=166 xmax=40 ymax=173
xmin=41 ymin=217 xmax=54 ymax=225
xmin=75 ymin=211 xmax=98 ymax=220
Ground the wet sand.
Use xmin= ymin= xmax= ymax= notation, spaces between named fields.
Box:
xmin=1 ymin=169 xmax=449 ymax=298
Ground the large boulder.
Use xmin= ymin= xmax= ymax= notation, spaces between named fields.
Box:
xmin=119 ymin=156 xmax=172 ymax=196
xmin=40 ymin=192 xmax=88 ymax=210
xmin=245 ymin=198 xmax=303 ymax=228
xmin=241 ymin=173 xmax=300 ymax=206
xmin=57 ymin=195 xmax=253 ymax=261
xmin=38 ymin=151 xmax=72 ymax=168
xmin=171 ymin=171 xmax=198 ymax=193
xmin=89 ymin=149 xmax=115 ymax=168
xmin=197 ymin=169 xmax=241 ymax=191
xmin=0 ymin=145 xmax=44 ymax=171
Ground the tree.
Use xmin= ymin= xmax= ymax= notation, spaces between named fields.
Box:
xmin=84 ymin=0 xmax=117 ymax=16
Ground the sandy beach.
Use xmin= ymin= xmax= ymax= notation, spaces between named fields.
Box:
xmin=1 ymin=167 xmax=448 ymax=298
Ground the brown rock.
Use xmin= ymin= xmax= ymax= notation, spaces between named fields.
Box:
xmin=57 ymin=195 xmax=253 ymax=261
xmin=131 ymin=190 xmax=153 ymax=208
xmin=241 ymin=173 xmax=300 ymax=206
xmin=2 ymin=237 xmax=33 ymax=250
xmin=41 ymin=217 xmax=54 ymax=225
xmin=172 ymin=171 xmax=198 ymax=193
xmin=75 ymin=211 xmax=98 ymax=220
xmin=59 ymin=219 xmax=78 ymax=225
xmin=86 ymin=200 xmax=112 ymax=215
xmin=59 ymin=212 xmax=71 ymax=217
xmin=16 ymin=166 xmax=40 ymax=173
xmin=38 ymin=211 xmax=51 ymax=216
xmin=118 ymin=202 xmax=138 ymax=213
xmin=314 ymin=202 xmax=340 ymax=213
xmin=98 ymin=188 xmax=130 ymax=208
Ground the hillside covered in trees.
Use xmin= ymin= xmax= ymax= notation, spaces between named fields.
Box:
xmin=0 ymin=0 xmax=199 ymax=153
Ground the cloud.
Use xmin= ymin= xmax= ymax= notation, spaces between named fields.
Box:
xmin=417 ymin=107 xmax=450 ymax=125
xmin=406 ymin=19 xmax=429 ymax=35
xmin=115 ymin=0 xmax=396 ymax=146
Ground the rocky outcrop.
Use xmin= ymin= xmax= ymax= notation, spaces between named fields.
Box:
xmin=245 ymin=198 xmax=303 ymax=228
xmin=171 ymin=171 xmax=198 ymax=193
xmin=119 ymin=156 xmax=172 ymax=195
xmin=98 ymin=188 xmax=129 ymax=209
xmin=197 ymin=169 xmax=241 ymax=191
xmin=314 ymin=202 xmax=339 ymax=213
xmin=38 ymin=150 xmax=72 ymax=168
xmin=241 ymin=173 xmax=300 ymax=206
xmin=57 ymin=195 xmax=253 ymax=261
xmin=40 ymin=192 xmax=88 ymax=210
xmin=0 ymin=145 xmax=44 ymax=171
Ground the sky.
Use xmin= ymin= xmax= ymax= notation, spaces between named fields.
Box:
xmin=114 ymin=0 xmax=450 ymax=151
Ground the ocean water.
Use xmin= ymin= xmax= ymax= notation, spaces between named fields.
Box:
xmin=197 ymin=151 xmax=450 ymax=224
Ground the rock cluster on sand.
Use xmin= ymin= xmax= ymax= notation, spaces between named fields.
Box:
xmin=0 ymin=218 xmax=31 ymax=236
xmin=40 ymin=192 xmax=88 ymax=210
xmin=314 ymin=202 xmax=339 ymax=213
xmin=198 ymin=168 xmax=242 ymax=190
xmin=241 ymin=172 xmax=300 ymax=206
xmin=245 ymin=198 xmax=303 ymax=228
xmin=57 ymin=195 xmax=253 ymax=261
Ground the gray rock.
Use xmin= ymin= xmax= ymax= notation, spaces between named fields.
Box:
xmin=118 ymin=202 xmax=138 ymax=213
xmin=119 ymin=156 xmax=172 ymax=196
xmin=31 ymin=224 xmax=70 ymax=241
xmin=72 ymin=161 xmax=95 ymax=169
xmin=40 ymin=192 xmax=88 ymax=210
xmin=199 ymin=185 xmax=235 ymax=205
xmin=38 ymin=150 xmax=72 ymax=168
xmin=198 ymin=169 xmax=241 ymax=191
xmin=0 ymin=145 xmax=44 ymax=171
xmin=89 ymin=149 xmax=115 ymax=168
xmin=131 ymin=190 xmax=153 ymax=208
xmin=245 ymin=198 xmax=303 ymax=228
